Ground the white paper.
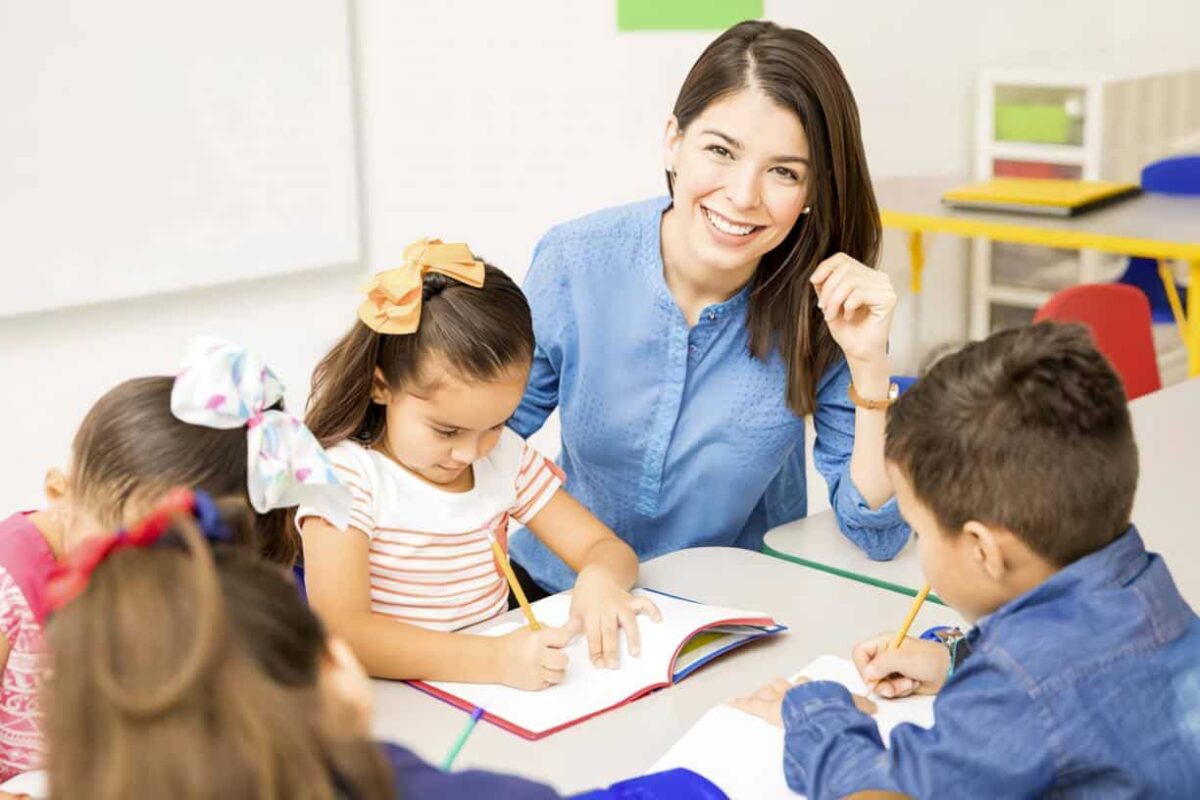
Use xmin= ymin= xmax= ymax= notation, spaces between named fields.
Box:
xmin=649 ymin=656 xmax=935 ymax=799
xmin=421 ymin=590 xmax=774 ymax=736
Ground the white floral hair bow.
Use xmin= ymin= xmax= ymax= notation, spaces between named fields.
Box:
xmin=170 ymin=336 xmax=350 ymax=530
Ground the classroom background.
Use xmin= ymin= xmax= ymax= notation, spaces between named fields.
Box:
xmin=2 ymin=0 xmax=1198 ymax=516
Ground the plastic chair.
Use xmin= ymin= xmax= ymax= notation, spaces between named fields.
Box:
xmin=1114 ymin=154 xmax=1200 ymax=323
xmin=1033 ymin=283 xmax=1162 ymax=399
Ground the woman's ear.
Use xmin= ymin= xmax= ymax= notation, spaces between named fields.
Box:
xmin=663 ymin=115 xmax=683 ymax=174
xmin=962 ymin=520 xmax=1007 ymax=581
xmin=370 ymin=367 xmax=392 ymax=405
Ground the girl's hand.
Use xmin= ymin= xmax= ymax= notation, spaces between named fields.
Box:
xmin=810 ymin=253 xmax=897 ymax=366
xmin=853 ymin=633 xmax=950 ymax=698
xmin=496 ymin=623 xmax=577 ymax=691
xmin=569 ymin=565 xmax=662 ymax=669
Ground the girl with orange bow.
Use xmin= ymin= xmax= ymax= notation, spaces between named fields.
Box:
xmin=299 ymin=240 xmax=660 ymax=690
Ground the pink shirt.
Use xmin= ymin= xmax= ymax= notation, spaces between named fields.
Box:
xmin=0 ymin=513 xmax=56 ymax=781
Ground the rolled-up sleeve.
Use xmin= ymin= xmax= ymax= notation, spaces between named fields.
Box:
xmin=812 ymin=358 xmax=909 ymax=560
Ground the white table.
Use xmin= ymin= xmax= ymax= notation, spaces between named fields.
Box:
xmin=370 ymin=546 xmax=959 ymax=795
xmin=764 ymin=376 xmax=1200 ymax=608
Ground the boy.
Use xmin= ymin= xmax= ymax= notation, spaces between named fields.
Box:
xmin=735 ymin=323 xmax=1200 ymax=798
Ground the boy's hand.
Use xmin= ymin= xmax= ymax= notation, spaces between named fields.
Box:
xmin=733 ymin=677 xmax=878 ymax=728
xmin=496 ymin=623 xmax=577 ymax=691
xmin=569 ymin=565 xmax=662 ymax=669
xmin=853 ymin=633 xmax=950 ymax=698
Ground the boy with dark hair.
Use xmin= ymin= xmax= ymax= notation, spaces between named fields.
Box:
xmin=735 ymin=322 xmax=1200 ymax=798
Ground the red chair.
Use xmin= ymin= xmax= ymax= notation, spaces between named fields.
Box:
xmin=1033 ymin=283 xmax=1162 ymax=399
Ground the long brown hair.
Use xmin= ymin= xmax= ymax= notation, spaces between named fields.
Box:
xmin=669 ymin=20 xmax=880 ymax=415
xmin=306 ymin=263 xmax=533 ymax=448
xmin=70 ymin=376 xmax=298 ymax=565
xmin=43 ymin=504 xmax=394 ymax=800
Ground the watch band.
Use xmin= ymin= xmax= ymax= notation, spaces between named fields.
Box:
xmin=848 ymin=381 xmax=899 ymax=410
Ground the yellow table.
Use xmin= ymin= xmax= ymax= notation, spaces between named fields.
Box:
xmin=875 ymin=176 xmax=1200 ymax=376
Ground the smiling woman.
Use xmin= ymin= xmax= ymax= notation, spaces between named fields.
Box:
xmin=507 ymin=20 xmax=911 ymax=596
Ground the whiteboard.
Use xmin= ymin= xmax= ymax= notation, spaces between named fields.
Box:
xmin=0 ymin=0 xmax=360 ymax=316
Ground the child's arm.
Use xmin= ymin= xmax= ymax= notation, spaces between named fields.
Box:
xmin=301 ymin=517 xmax=575 ymax=689
xmin=852 ymin=633 xmax=950 ymax=698
xmin=525 ymin=489 xmax=661 ymax=669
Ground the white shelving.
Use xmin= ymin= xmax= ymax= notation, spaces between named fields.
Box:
xmin=970 ymin=64 xmax=1200 ymax=339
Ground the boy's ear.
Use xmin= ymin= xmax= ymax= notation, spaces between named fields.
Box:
xmin=962 ymin=519 xmax=1007 ymax=581
xmin=44 ymin=467 xmax=69 ymax=505
xmin=370 ymin=368 xmax=392 ymax=405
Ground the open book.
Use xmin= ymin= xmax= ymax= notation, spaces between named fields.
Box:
xmin=409 ymin=589 xmax=785 ymax=739
xmin=650 ymin=655 xmax=936 ymax=799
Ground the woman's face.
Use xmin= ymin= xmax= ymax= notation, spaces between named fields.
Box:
xmin=664 ymin=88 xmax=811 ymax=277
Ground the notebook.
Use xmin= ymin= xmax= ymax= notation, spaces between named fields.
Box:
xmin=650 ymin=655 xmax=935 ymax=799
xmin=409 ymin=589 xmax=785 ymax=739
xmin=942 ymin=178 xmax=1140 ymax=217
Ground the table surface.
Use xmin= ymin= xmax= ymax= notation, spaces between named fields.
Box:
xmin=765 ymin=376 xmax=1200 ymax=608
xmin=370 ymin=546 xmax=959 ymax=795
xmin=874 ymin=175 xmax=1200 ymax=260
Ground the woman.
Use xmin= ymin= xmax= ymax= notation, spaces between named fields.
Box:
xmin=509 ymin=20 xmax=908 ymax=596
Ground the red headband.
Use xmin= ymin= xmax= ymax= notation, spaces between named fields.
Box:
xmin=45 ymin=487 xmax=201 ymax=613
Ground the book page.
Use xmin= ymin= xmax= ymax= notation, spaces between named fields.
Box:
xmin=649 ymin=655 xmax=935 ymax=799
xmin=419 ymin=590 xmax=775 ymax=737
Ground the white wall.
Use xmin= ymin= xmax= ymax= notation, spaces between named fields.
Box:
xmin=3 ymin=0 xmax=1198 ymax=514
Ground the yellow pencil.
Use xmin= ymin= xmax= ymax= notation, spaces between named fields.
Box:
xmin=487 ymin=531 xmax=540 ymax=631
xmin=892 ymin=583 xmax=932 ymax=649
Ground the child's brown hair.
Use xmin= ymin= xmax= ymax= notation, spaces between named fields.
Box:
xmin=43 ymin=501 xmax=393 ymax=800
xmin=885 ymin=322 xmax=1138 ymax=566
xmin=70 ymin=376 xmax=297 ymax=564
xmin=306 ymin=262 xmax=533 ymax=449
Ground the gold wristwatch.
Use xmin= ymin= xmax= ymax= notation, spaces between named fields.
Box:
xmin=847 ymin=381 xmax=899 ymax=410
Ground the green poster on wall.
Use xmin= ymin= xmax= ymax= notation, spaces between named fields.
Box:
xmin=617 ymin=0 xmax=764 ymax=31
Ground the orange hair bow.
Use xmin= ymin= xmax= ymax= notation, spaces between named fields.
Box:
xmin=357 ymin=238 xmax=486 ymax=335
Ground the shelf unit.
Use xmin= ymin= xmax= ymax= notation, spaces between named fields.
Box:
xmin=970 ymin=65 xmax=1200 ymax=343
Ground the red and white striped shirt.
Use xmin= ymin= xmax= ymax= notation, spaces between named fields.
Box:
xmin=297 ymin=429 xmax=563 ymax=631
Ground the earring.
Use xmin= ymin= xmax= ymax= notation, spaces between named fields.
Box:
xmin=802 ymin=206 xmax=812 ymax=215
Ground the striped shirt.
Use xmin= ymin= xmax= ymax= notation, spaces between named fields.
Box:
xmin=296 ymin=429 xmax=563 ymax=631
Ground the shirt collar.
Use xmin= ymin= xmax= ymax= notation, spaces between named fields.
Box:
xmin=974 ymin=524 xmax=1150 ymax=635
xmin=645 ymin=196 xmax=753 ymax=319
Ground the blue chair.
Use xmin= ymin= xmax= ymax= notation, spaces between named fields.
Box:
xmin=1114 ymin=155 xmax=1200 ymax=324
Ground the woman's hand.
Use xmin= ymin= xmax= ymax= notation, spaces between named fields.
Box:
xmin=569 ymin=565 xmax=662 ymax=669
xmin=810 ymin=253 xmax=897 ymax=367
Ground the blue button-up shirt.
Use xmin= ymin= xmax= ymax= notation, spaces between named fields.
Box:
xmin=781 ymin=526 xmax=1200 ymax=799
xmin=508 ymin=197 xmax=908 ymax=592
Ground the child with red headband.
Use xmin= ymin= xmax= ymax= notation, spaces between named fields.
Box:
xmin=0 ymin=338 xmax=346 ymax=782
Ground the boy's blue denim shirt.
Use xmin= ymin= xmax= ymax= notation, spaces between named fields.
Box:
xmin=781 ymin=525 xmax=1200 ymax=798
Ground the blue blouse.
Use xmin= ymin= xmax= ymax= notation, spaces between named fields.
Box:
xmin=509 ymin=197 xmax=908 ymax=592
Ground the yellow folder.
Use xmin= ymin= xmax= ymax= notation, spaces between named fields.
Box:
xmin=942 ymin=178 xmax=1140 ymax=217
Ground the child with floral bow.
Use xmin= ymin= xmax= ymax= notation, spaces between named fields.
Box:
xmin=299 ymin=239 xmax=661 ymax=690
xmin=0 ymin=338 xmax=345 ymax=782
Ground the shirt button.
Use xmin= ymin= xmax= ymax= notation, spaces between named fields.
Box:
xmin=706 ymin=311 xmax=717 ymax=322
xmin=688 ymin=344 xmax=698 ymax=355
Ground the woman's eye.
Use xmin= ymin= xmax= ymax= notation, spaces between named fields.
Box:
xmin=434 ymin=428 xmax=458 ymax=438
xmin=772 ymin=166 xmax=800 ymax=181
xmin=706 ymin=144 xmax=732 ymax=158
